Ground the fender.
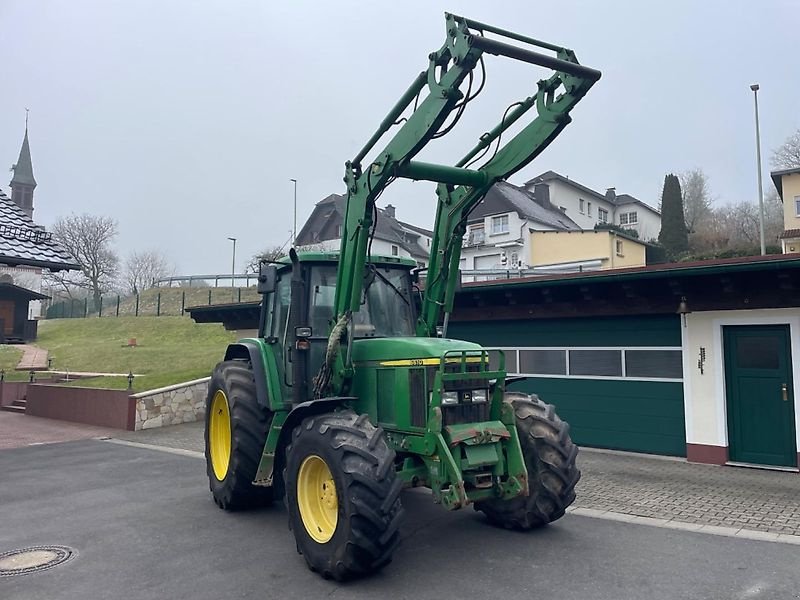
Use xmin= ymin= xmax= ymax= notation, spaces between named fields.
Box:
xmin=223 ymin=341 xmax=278 ymax=411
xmin=255 ymin=397 xmax=354 ymax=497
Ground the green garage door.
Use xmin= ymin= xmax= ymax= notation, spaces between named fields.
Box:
xmin=449 ymin=315 xmax=686 ymax=456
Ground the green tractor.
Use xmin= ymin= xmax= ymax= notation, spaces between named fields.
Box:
xmin=204 ymin=13 xmax=600 ymax=580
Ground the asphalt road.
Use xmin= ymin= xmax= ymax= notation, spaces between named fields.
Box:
xmin=1 ymin=441 xmax=799 ymax=600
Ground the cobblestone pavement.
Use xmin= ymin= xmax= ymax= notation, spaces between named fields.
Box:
xmin=0 ymin=411 xmax=117 ymax=449
xmin=575 ymin=450 xmax=800 ymax=536
xmin=108 ymin=422 xmax=800 ymax=537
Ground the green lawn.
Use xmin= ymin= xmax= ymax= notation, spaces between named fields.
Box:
xmin=36 ymin=316 xmax=238 ymax=392
xmin=0 ymin=345 xmax=24 ymax=378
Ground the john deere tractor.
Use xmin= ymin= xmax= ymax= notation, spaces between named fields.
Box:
xmin=204 ymin=13 xmax=600 ymax=580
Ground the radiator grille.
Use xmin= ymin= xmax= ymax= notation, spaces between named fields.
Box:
xmin=409 ymin=368 xmax=427 ymax=427
xmin=441 ymin=402 xmax=490 ymax=426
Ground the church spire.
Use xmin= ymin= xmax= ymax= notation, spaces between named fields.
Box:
xmin=10 ymin=111 xmax=37 ymax=220
xmin=11 ymin=112 xmax=36 ymax=187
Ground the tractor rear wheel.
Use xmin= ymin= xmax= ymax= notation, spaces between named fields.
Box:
xmin=284 ymin=411 xmax=403 ymax=581
xmin=205 ymin=360 xmax=273 ymax=510
xmin=476 ymin=392 xmax=580 ymax=529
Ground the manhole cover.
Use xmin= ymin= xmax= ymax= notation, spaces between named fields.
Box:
xmin=0 ymin=545 xmax=75 ymax=577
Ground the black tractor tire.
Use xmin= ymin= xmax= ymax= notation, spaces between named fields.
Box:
xmin=205 ymin=360 xmax=273 ymax=510
xmin=476 ymin=392 xmax=580 ymax=529
xmin=284 ymin=411 xmax=403 ymax=581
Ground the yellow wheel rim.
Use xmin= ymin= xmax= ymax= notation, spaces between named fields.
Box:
xmin=297 ymin=455 xmax=338 ymax=543
xmin=209 ymin=390 xmax=231 ymax=481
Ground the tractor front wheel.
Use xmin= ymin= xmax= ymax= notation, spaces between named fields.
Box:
xmin=205 ymin=360 xmax=273 ymax=510
xmin=284 ymin=411 xmax=403 ymax=580
xmin=476 ymin=392 xmax=580 ymax=529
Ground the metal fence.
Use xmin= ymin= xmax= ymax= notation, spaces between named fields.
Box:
xmin=43 ymin=287 xmax=260 ymax=319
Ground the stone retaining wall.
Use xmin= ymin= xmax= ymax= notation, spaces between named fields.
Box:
xmin=132 ymin=377 xmax=210 ymax=430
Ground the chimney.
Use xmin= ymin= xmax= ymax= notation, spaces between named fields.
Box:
xmin=532 ymin=183 xmax=550 ymax=207
xmin=605 ymin=187 xmax=616 ymax=202
xmin=384 ymin=204 xmax=396 ymax=218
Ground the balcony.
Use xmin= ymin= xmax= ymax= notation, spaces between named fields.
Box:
xmin=463 ymin=231 xmax=486 ymax=247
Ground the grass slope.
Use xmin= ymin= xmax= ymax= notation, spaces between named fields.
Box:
xmin=36 ymin=316 xmax=238 ymax=391
xmin=104 ymin=287 xmax=259 ymax=317
xmin=0 ymin=345 xmax=23 ymax=374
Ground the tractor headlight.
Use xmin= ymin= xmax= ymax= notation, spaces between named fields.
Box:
xmin=471 ymin=389 xmax=488 ymax=403
xmin=441 ymin=391 xmax=459 ymax=405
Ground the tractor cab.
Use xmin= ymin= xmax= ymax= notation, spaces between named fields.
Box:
xmin=257 ymin=252 xmax=420 ymax=403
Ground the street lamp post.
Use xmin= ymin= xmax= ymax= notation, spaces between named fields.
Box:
xmin=750 ymin=83 xmax=766 ymax=256
xmin=290 ymin=178 xmax=298 ymax=245
xmin=227 ymin=237 xmax=237 ymax=302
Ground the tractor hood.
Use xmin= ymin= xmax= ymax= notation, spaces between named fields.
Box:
xmin=350 ymin=337 xmax=483 ymax=365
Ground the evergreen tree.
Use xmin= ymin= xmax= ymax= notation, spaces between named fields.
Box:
xmin=658 ymin=174 xmax=689 ymax=259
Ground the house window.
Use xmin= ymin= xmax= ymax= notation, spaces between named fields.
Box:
xmin=619 ymin=213 xmax=629 ymax=225
xmin=469 ymin=224 xmax=485 ymax=246
xmin=795 ymin=196 xmax=800 ymax=217
xmin=587 ymin=202 xmax=592 ymax=217
xmin=628 ymin=211 xmax=638 ymax=224
xmin=598 ymin=208 xmax=608 ymax=223
xmin=616 ymin=240 xmax=624 ymax=255
xmin=579 ymin=199 xmax=585 ymax=214
xmin=491 ymin=215 xmax=509 ymax=235
xmin=510 ymin=252 xmax=519 ymax=268
xmin=391 ymin=245 xmax=399 ymax=256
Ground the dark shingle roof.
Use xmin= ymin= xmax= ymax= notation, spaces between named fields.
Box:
xmin=779 ymin=229 xmax=800 ymax=239
xmin=468 ymin=181 xmax=580 ymax=231
xmin=525 ymin=171 xmax=660 ymax=215
xmin=0 ymin=189 xmax=80 ymax=271
xmin=10 ymin=128 xmax=36 ymax=187
xmin=295 ymin=194 xmax=430 ymax=258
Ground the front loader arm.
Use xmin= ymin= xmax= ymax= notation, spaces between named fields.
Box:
xmin=323 ymin=13 xmax=600 ymax=393
xmin=417 ymin=39 xmax=600 ymax=336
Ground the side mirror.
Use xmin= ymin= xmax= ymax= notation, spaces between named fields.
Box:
xmin=257 ymin=264 xmax=277 ymax=294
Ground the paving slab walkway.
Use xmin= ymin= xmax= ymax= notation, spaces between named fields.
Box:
xmin=0 ymin=411 xmax=118 ymax=449
xmin=14 ymin=344 xmax=48 ymax=371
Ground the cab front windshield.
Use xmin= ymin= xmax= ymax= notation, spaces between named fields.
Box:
xmin=309 ymin=264 xmax=415 ymax=338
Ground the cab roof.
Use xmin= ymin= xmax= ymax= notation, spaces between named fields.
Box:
xmin=274 ymin=251 xmax=417 ymax=270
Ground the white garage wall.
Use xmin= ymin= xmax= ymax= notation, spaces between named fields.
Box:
xmin=682 ymin=308 xmax=800 ymax=452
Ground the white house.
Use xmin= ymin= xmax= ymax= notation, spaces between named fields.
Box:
xmin=459 ymin=181 xmax=581 ymax=280
xmin=523 ymin=171 xmax=662 ymax=241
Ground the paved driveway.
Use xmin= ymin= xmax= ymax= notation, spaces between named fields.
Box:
xmin=2 ymin=441 xmax=799 ymax=600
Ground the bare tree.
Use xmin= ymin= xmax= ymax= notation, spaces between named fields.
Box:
xmin=679 ymin=168 xmax=712 ymax=238
xmin=47 ymin=214 xmax=119 ymax=309
xmin=246 ymin=245 xmax=287 ymax=273
xmin=125 ymin=249 xmax=175 ymax=294
xmin=771 ymin=129 xmax=800 ymax=169
xmin=694 ymin=189 xmax=783 ymax=254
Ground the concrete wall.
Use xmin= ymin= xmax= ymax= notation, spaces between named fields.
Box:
xmin=132 ymin=377 xmax=210 ymax=430
xmin=530 ymin=230 xmax=646 ymax=269
xmin=681 ymin=307 xmax=800 ymax=464
xmin=26 ymin=385 xmax=134 ymax=429
xmin=0 ymin=381 xmax=28 ymax=407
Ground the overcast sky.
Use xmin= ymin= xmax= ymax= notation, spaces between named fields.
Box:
xmin=2 ymin=0 xmax=798 ymax=275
